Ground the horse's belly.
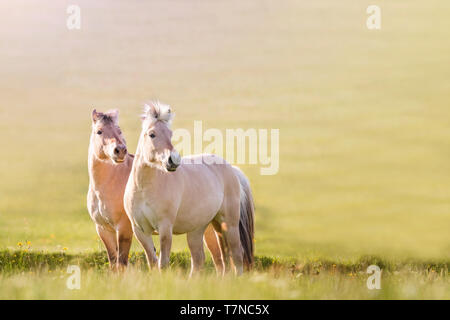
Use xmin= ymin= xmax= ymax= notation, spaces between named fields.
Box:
xmin=172 ymin=194 xmax=222 ymax=234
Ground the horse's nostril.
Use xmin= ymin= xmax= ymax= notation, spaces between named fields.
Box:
xmin=114 ymin=147 xmax=120 ymax=155
xmin=123 ymin=148 xmax=127 ymax=154
xmin=168 ymin=155 xmax=179 ymax=167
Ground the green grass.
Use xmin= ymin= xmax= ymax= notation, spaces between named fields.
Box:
xmin=0 ymin=250 xmax=448 ymax=299
xmin=0 ymin=0 xmax=449 ymax=299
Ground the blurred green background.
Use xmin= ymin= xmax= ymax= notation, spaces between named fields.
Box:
xmin=0 ymin=0 xmax=449 ymax=261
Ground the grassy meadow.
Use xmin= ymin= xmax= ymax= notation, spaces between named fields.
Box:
xmin=0 ymin=0 xmax=449 ymax=299
xmin=0 ymin=250 xmax=448 ymax=299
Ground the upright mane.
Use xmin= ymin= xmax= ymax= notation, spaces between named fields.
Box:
xmin=142 ymin=101 xmax=174 ymax=128
xmin=98 ymin=114 xmax=115 ymax=124
xmin=93 ymin=109 xmax=119 ymax=125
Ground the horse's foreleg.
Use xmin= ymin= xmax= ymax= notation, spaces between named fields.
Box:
xmin=188 ymin=226 xmax=208 ymax=277
xmin=96 ymin=225 xmax=118 ymax=269
xmin=158 ymin=222 xmax=173 ymax=271
xmin=117 ymin=220 xmax=133 ymax=271
xmin=133 ymin=226 xmax=158 ymax=269
xmin=204 ymin=224 xmax=224 ymax=276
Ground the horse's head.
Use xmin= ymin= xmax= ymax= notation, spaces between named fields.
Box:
xmin=90 ymin=109 xmax=128 ymax=164
xmin=139 ymin=101 xmax=180 ymax=172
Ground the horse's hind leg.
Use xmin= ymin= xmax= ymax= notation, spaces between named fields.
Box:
xmin=187 ymin=225 xmax=208 ymax=277
xmin=218 ymin=200 xmax=244 ymax=276
xmin=216 ymin=231 xmax=230 ymax=272
xmin=96 ymin=225 xmax=118 ymax=269
xmin=222 ymin=224 xmax=244 ymax=276
xmin=204 ymin=224 xmax=225 ymax=276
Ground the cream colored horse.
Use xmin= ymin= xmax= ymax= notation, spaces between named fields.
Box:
xmin=124 ymin=102 xmax=255 ymax=276
xmin=87 ymin=109 xmax=225 ymax=273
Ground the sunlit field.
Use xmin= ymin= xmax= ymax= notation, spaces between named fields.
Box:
xmin=0 ymin=250 xmax=448 ymax=299
xmin=0 ymin=0 xmax=449 ymax=299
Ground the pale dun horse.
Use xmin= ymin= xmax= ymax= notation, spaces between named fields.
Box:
xmin=87 ymin=109 xmax=134 ymax=270
xmin=87 ymin=109 xmax=226 ymax=273
xmin=124 ymin=102 xmax=255 ymax=276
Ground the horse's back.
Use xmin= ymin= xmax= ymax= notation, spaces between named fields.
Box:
xmin=180 ymin=154 xmax=238 ymax=189
xmin=179 ymin=154 xmax=241 ymax=206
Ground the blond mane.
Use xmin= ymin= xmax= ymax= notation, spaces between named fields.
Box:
xmin=142 ymin=101 xmax=174 ymax=128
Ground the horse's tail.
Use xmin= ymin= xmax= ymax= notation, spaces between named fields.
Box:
xmin=232 ymin=166 xmax=255 ymax=270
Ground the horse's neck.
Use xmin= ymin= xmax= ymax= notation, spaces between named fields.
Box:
xmin=130 ymin=155 xmax=162 ymax=191
xmin=88 ymin=151 xmax=131 ymax=191
xmin=130 ymin=139 xmax=160 ymax=190
xmin=88 ymin=155 xmax=113 ymax=189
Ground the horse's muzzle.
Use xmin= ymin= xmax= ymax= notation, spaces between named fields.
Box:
xmin=166 ymin=151 xmax=180 ymax=172
xmin=112 ymin=144 xmax=127 ymax=163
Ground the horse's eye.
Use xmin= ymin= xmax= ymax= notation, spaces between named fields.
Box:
xmin=97 ymin=130 xmax=102 ymax=135
xmin=149 ymin=133 xmax=156 ymax=139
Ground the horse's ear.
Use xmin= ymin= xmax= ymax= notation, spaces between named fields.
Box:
xmin=92 ymin=109 xmax=100 ymax=123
